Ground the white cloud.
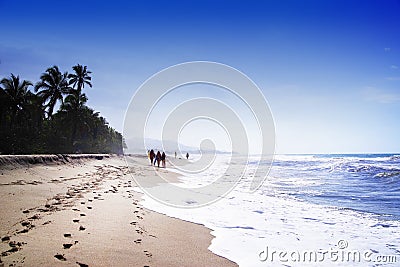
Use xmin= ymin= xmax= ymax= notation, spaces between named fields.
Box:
xmin=384 ymin=47 xmax=391 ymax=52
xmin=363 ymin=87 xmax=400 ymax=104
xmin=390 ymin=65 xmax=398 ymax=69
xmin=385 ymin=77 xmax=400 ymax=81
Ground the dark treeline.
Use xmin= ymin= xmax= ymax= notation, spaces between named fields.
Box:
xmin=0 ymin=64 xmax=125 ymax=154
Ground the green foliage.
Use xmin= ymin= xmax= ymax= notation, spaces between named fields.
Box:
xmin=0 ymin=65 xmax=124 ymax=154
xmin=34 ymin=65 xmax=71 ymax=118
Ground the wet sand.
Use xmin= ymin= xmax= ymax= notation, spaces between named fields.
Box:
xmin=0 ymin=155 xmax=237 ymax=267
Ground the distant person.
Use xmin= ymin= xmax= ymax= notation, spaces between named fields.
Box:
xmin=149 ymin=149 xmax=155 ymax=165
xmin=174 ymin=151 xmax=177 ymax=159
xmin=186 ymin=152 xmax=189 ymax=159
xmin=161 ymin=152 xmax=166 ymax=168
xmin=156 ymin=151 xmax=161 ymax=168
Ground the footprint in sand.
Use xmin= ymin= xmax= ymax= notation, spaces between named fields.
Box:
xmin=1 ymin=247 xmax=20 ymax=256
xmin=17 ymin=228 xmax=29 ymax=234
xmin=80 ymin=213 xmax=86 ymax=217
xmin=9 ymin=241 xmax=26 ymax=247
xmin=63 ymin=243 xmax=73 ymax=249
xmin=79 ymin=225 xmax=86 ymax=231
xmin=28 ymin=214 xmax=40 ymax=220
xmin=134 ymin=239 xmax=142 ymax=244
xmin=21 ymin=221 xmax=30 ymax=227
xmin=87 ymin=206 xmax=92 ymax=210
xmin=1 ymin=236 xmax=10 ymax=242
xmin=76 ymin=262 xmax=89 ymax=267
xmin=64 ymin=233 xmax=72 ymax=238
xmin=73 ymin=219 xmax=80 ymax=223
xmin=54 ymin=254 xmax=67 ymax=261
xmin=144 ymin=250 xmax=153 ymax=257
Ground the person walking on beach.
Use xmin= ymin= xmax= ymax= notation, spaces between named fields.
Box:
xmin=156 ymin=151 xmax=161 ymax=168
xmin=161 ymin=152 xmax=166 ymax=168
xmin=186 ymin=152 xmax=189 ymax=159
xmin=149 ymin=149 xmax=155 ymax=165
xmin=174 ymin=151 xmax=177 ymax=159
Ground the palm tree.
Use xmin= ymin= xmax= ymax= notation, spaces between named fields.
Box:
xmin=24 ymin=92 xmax=46 ymax=129
xmin=67 ymin=64 xmax=92 ymax=116
xmin=68 ymin=64 xmax=92 ymax=94
xmin=60 ymin=87 xmax=90 ymax=150
xmin=0 ymin=74 xmax=33 ymax=128
xmin=0 ymin=74 xmax=34 ymax=153
xmin=61 ymin=90 xmax=88 ymax=112
xmin=63 ymin=65 xmax=92 ymax=151
xmin=0 ymin=83 xmax=9 ymax=128
xmin=34 ymin=66 xmax=70 ymax=118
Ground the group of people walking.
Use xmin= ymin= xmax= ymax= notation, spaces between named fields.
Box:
xmin=148 ymin=149 xmax=166 ymax=168
xmin=148 ymin=150 xmax=190 ymax=168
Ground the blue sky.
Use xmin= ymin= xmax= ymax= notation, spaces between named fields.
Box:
xmin=1 ymin=0 xmax=399 ymax=153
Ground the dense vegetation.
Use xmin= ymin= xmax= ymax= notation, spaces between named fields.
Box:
xmin=0 ymin=65 xmax=125 ymax=154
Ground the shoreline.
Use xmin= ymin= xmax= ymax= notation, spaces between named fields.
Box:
xmin=0 ymin=154 xmax=237 ymax=266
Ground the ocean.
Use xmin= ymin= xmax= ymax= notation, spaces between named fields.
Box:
xmin=137 ymin=154 xmax=400 ymax=266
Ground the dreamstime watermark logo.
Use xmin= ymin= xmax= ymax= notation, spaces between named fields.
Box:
xmin=123 ymin=61 xmax=275 ymax=208
xmin=258 ymin=240 xmax=398 ymax=264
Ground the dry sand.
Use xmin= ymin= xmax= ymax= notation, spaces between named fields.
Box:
xmin=0 ymin=155 xmax=237 ymax=267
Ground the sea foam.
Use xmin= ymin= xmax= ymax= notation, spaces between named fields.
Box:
xmin=136 ymin=154 xmax=400 ymax=266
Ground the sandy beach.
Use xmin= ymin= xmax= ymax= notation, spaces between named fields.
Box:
xmin=0 ymin=155 xmax=237 ymax=267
